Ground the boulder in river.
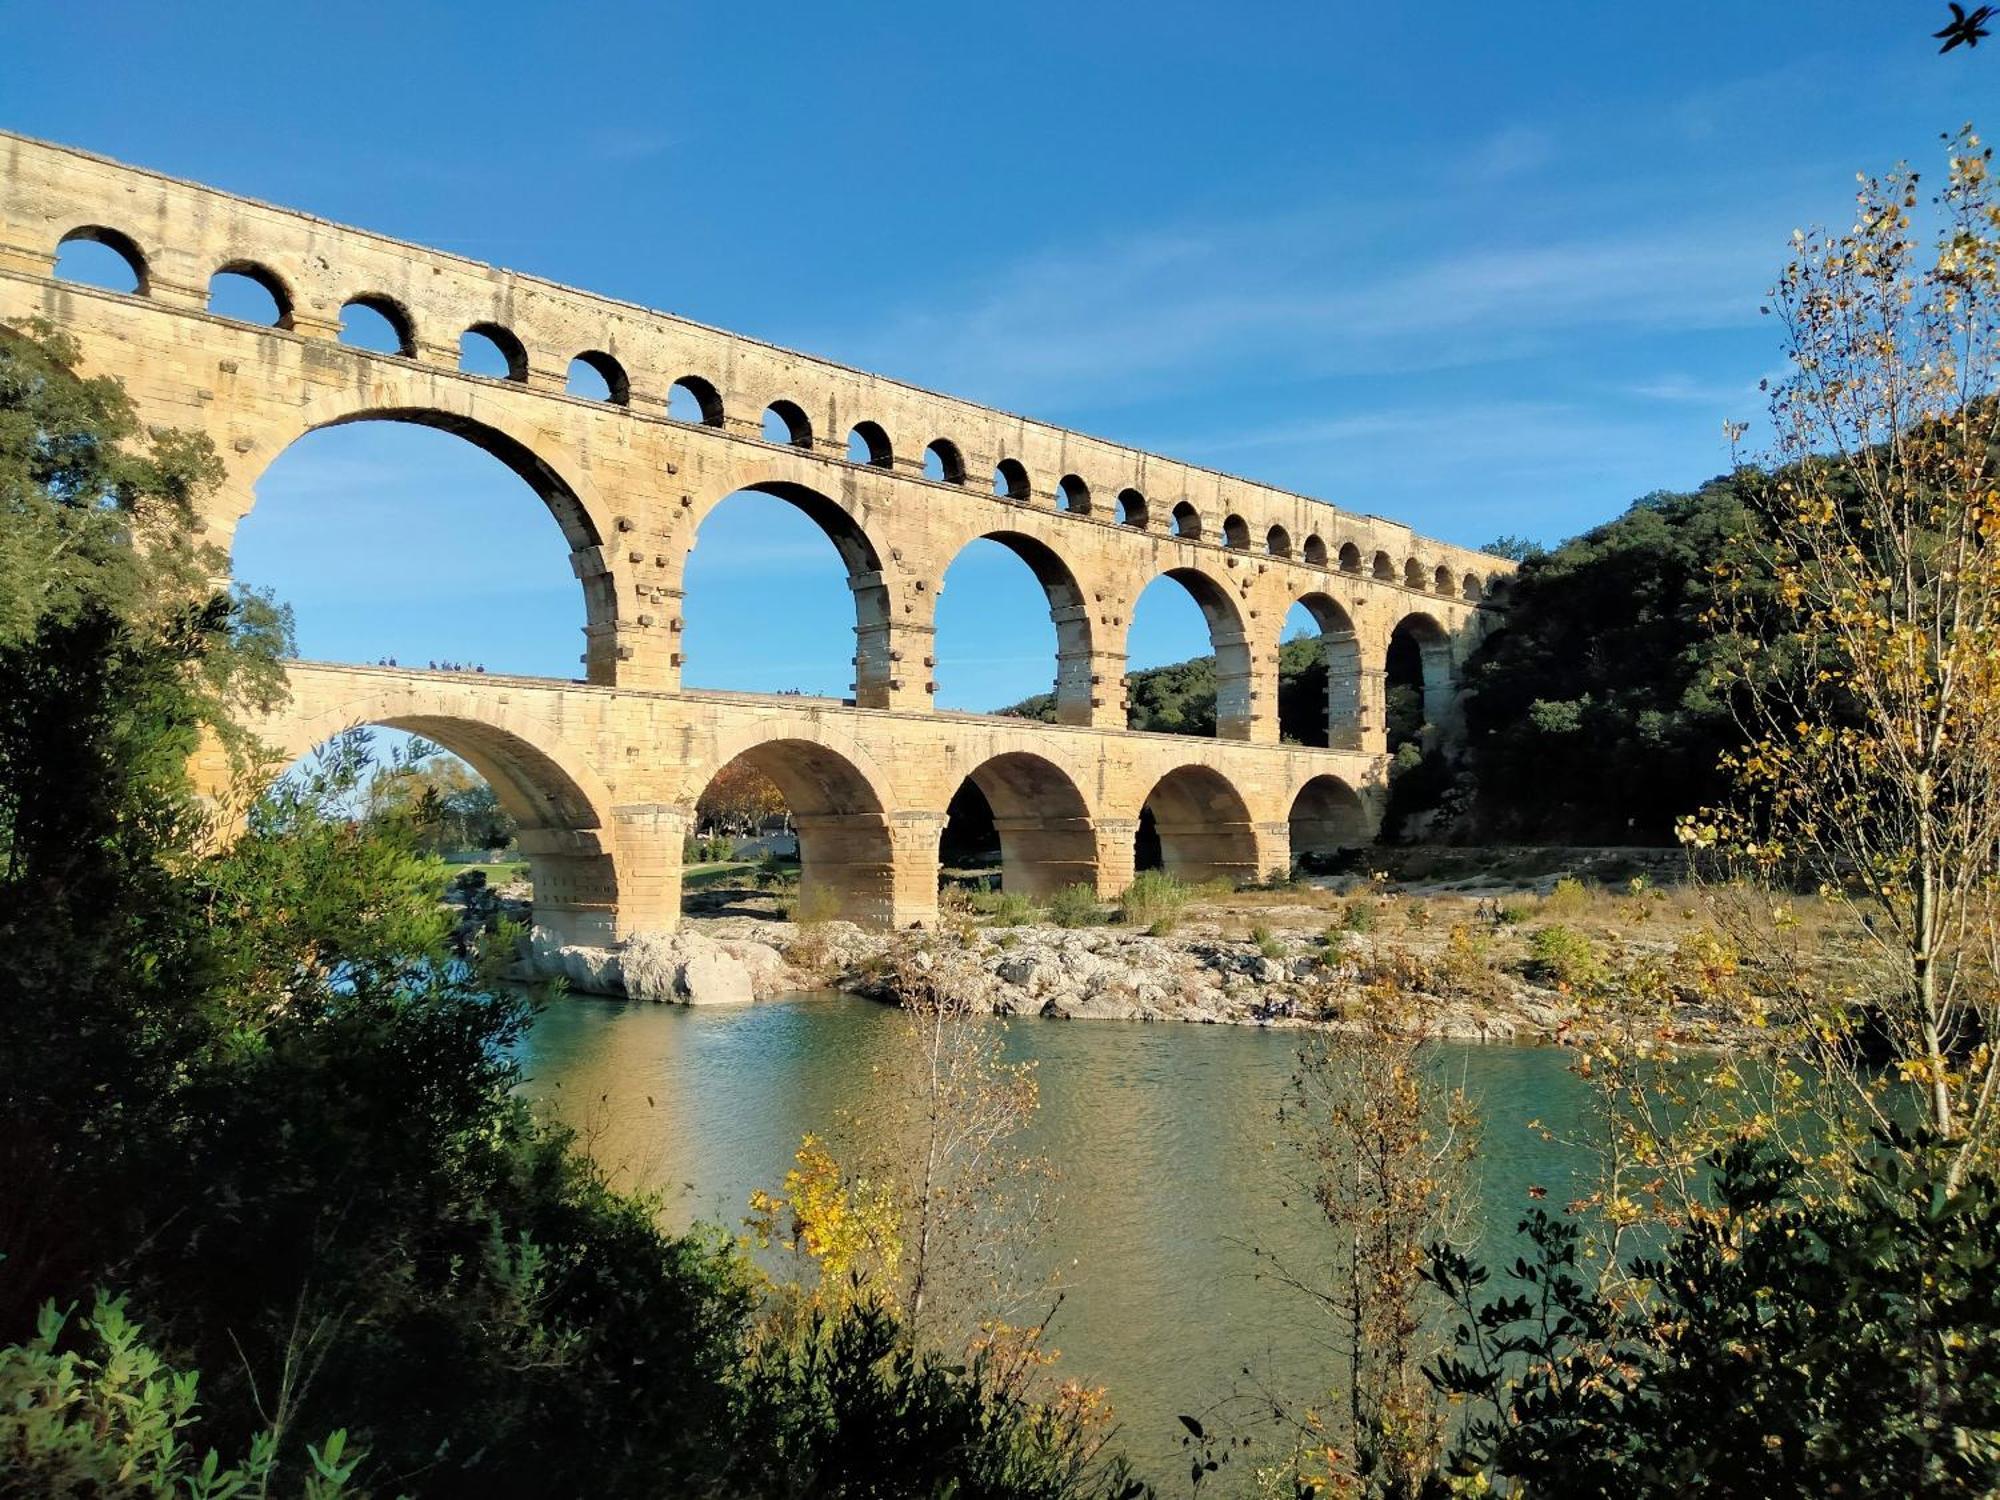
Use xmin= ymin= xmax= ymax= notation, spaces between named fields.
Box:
xmin=622 ymin=929 xmax=756 ymax=1006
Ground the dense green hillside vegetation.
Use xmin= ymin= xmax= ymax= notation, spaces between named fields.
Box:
xmin=1455 ymin=480 xmax=1766 ymax=843
xmin=1000 ymin=635 xmax=1347 ymax=745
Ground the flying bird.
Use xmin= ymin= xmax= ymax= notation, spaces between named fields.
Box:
xmin=1935 ymin=3 xmax=1996 ymax=51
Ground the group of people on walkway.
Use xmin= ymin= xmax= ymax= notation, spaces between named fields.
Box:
xmin=370 ymin=657 xmax=490 ymax=674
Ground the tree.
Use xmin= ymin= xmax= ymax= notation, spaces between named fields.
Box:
xmin=362 ymin=739 xmax=516 ymax=854
xmin=1478 ymin=535 xmax=1544 ymax=563
xmin=1456 ymin=483 xmax=1766 ymax=843
xmin=755 ymin=927 xmax=1050 ymax=1349
xmin=1684 ymin=129 xmax=2000 ymax=1180
xmin=0 ymin=317 xmax=1144 ymax=1499
xmin=1251 ymin=982 xmax=1478 ymax=1498
xmin=1426 ymin=1132 xmax=2000 ymax=1498
xmin=697 ymin=756 xmax=788 ymax=837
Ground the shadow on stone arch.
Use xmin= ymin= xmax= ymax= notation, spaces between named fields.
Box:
xmin=688 ymin=737 xmax=899 ymax=928
xmin=939 ymin=751 xmax=1095 ymax=897
xmin=1134 ymin=765 xmax=1257 ymax=886
xmin=1289 ymin=774 xmax=1368 ymax=874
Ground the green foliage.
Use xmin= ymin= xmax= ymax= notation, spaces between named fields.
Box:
xmin=1542 ymin=874 xmax=1592 ymax=915
xmin=1118 ymin=871 xmax=1190 ymax=932
xmin=737 ymin=1299 xmax=1142 ymax=1500
xmin=1000 ymin=636 xmax=1331 ymax=746
xmin=1249 ymin=923 xmax=1285 ymax=960
xmin=683 ymin=831 xmax=737 ymax=863
xmin=1338 ymin=898 xmax=1377 ymax=933
xmin=1527 ymin=694 xmax=1590 ymax=735
xmin=973 ymin=888 xmax=1037 ymax=927
xmin=0 ymin=319 xmax=1138 ymax=1499
xmin=1459 ymin=482 xmax=1770 ymax=844
xmin=362 ymin=740 xmax=516 ymax=854
xmin=1525 ymin=924 xmax=1608 ymax=992
xmin=1480 ymin=534 xmax=1545 ymax=563
xmin=0 ymin=1291 xmax=366 ymax=1499
xmin=1426 ymin=1133 xmax=2000 ymax=1498
xmin=1122 ymin=657 xmax=1218 ymax=737
xmin=1045 ymin=883 xmax=1104 ymax=928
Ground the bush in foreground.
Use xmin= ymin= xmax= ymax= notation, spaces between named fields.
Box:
xmin=1426 ymin=1131 xmax=2000 ymax=1498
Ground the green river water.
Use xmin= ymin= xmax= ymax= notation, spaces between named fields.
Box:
xmin=515 ymin=993 xmax=1596 ymax=1479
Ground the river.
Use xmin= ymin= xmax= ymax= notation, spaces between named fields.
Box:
xmin=515 ymin=992 xmax=1598 ymax=1479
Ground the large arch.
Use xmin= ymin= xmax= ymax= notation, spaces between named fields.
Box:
xmin=953 ymin=751 xmax=1096 ymax=897
xmin=1289 ymin=774 xmax=1368 ymax=871
xmin=685 ymin=734 xmax=902 ymax=927
xmin=253 ymin=686 xmax=629 ymax=947
xmin=1135 ymin=765 xmax=1258 ymax=885
xmin=1126 ymin=567 xmax=1256 ymax=740
xmin=689 ymin=478 xmax=898 ymax=707
xmin=1388 ymin=610 xmax=1457 ymax=747
xmin=1286 ymin=592 xmax=1365 ymax=750
xmin=238 ymin=404 xmax=617 ymax=681
xmin=937 ymin=531 xmax=1093 ymax=723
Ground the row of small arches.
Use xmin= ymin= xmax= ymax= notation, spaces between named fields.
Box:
xmin=51 ymin=224 xmax=1488 ymax=602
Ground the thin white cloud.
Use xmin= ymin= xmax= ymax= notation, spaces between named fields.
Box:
xmin=828 ymin=200 xmax=1775 ymax=413
xmin=581 ymin=127 xmax=676 ymax=164
xmin=1459 ymin=124 xmax=1557 ymax=184
xmin=1165 ymin=398 xmax=1731 ymax=547
xmin=1624 ymin=373 xmax=1762 ymax=407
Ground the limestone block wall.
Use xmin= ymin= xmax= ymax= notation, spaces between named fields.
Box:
xmin=252 ymin=665 xmax=1391 ymax=938
xmin=0 ymin=129 xmax=1515 ymax=939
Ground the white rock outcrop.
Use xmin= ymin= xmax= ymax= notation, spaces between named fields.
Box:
xmin=621 ymin=930 xmax=755 ymax=1005
xmin=526 ymin=933 xmax=624 ymax=995
xmin=523 ymin=927 xmax=796 ymax=1005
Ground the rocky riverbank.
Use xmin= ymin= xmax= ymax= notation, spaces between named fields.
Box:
xmin=520 ymin=865 xmax=1764 ymax=1046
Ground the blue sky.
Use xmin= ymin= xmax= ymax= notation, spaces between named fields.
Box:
xmin=16 ymin=2 xmax=1994 ymax=707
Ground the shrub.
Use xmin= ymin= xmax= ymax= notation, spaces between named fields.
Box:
xmin=1541 ymin=875 xmax=1592 ymax=917
xmin=682 ymin=833 xmax=736 ymax=864
xmin=1339 ymin=899 xmax=1377 ymax=934
xmin=971 ymin=889 xmax=1036 ymax=927
xmin=1118 ymin=870 xmax=1189 ymax=931
xmin=1526 ymin=924 xmax=1608 ymax=992
xmin=1427 ymin=1133 xmax=2000 ymax=1498
xmin=1045 ymin=883 xmax=1103 ymax=928
xmin=1436 ymin=923 xmax=1497 ymax=998
xmin=1494 ymin=901 xmax=1530 ymax=926
xmin=1672 ymin=927 xmax=1744 ymax=1006
xmin=0 ymin=1291 xmax=366 ymax=1498
xmin=737 ymin=1298 xmax=1142 ymax=1498
xmin=1352 ymin=943 xmax=1434 ymax=995
xmin=1249 ymin=923 xmax=1285 ymax=960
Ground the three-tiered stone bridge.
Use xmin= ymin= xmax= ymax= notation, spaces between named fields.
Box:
xmin=0 ymin=130 xmax=1508 ymax=943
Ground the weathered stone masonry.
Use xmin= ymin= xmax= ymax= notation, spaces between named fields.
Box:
xmin=0 ymin=130 xmax=1510 ymax=942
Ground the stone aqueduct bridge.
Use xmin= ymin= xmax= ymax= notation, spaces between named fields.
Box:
xmin=0 ymin=131 xmax=1510 ymax=944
